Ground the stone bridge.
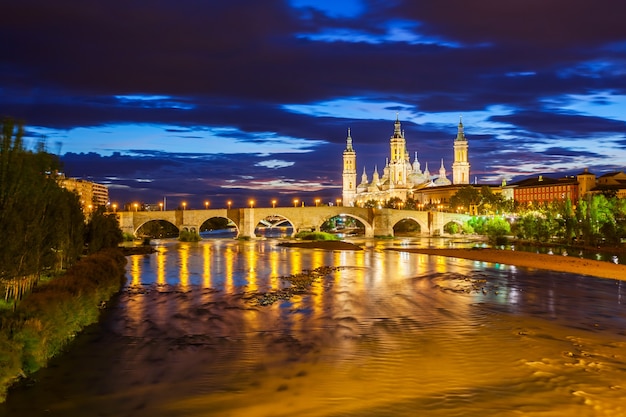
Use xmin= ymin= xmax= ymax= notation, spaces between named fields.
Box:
xmin=116 ymin=207 xmax=470 ymax=238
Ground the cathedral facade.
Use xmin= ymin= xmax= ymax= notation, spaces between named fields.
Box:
xmin=342 ymin=116 xmax=470 ymax=207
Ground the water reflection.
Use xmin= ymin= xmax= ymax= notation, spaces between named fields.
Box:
xmin=3 ymin=239 xmax=626 ymax=417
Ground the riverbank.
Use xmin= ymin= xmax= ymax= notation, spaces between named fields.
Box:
xmin=0 ymin=249 xmax=127 ymax=403
xmin=389 ymin=247 xmax=626 ymax=281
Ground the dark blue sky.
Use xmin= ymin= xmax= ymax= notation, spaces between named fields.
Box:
xmin=2 ymin=0 xmax=626 ymax=209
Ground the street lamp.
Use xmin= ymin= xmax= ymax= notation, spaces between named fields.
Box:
xmin=112 ymin=203 xmax=117 ymax=213
xmin=227 ymin=200 xmax=232 ymax=209
xmin=182 ymin=202 xmax=187 ymax=210
xmin=336 ymin=198 xmax=342 ymax=207
xmin=249 ymin=199 xmax=255 ymax=208
xmin=293 ymin=199 xmax=299 ymax=207
xmin=133 ymin=203 xmax=138 ymax=212
xmin=205 ymin=201 xmax=209 ymax=210
xmin=315 ymin=198 xmax=321 ymax=207
xmin=159 ymin=202 xmax=163 ymax=211
xmin=271 ymin=199 xmax=277 ymax=208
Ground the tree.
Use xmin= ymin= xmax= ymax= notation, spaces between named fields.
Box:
xmin=484 ymin=216 xmax=511 ymax=245
xmin=84 ymin=207 xmax=123 ymax=254
xmin=385 ymin=197 xmax=402 ymax=209
xmin=362 ymin=199 xmax=378 ymax=208
xmin=449 ymin=186 xmax=481 ymax=213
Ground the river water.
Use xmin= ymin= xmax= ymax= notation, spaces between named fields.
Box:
xmin=2 ymin=238 xmax=626 ymax=417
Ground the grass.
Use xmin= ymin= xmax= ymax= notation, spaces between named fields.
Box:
xmin=0 ymin=249 xmax=127 ymax=403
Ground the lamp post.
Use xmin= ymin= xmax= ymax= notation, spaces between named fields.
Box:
xmin=315 ymin=198 xmax=320 ymax=207
xmin=249 ymin=199 xmax=255 ymax=208
xmin=205 ymin=201 xmax=209 ymax=210
xmin=159 ymin=202 xmax=163 ymax=211
xmin=271 ymin=199 xmax=277 ymax=208
xmin=112 ymin=203 xmax=117 ymax=213
xmin=133 ymin=203 xmax=138 ymax=212
xmin=293 ymin=199 xmax=299 ymax=207
xmin=182 ymin=202 xmax=187 ymax=210
xmin=227 ymin=200 xmax=232 ymax=209
xmin=336 ymin=198 xmax=342 ymax=207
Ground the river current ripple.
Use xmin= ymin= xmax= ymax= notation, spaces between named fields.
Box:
xmin=2 ymin=238 xmax=626 ymax=417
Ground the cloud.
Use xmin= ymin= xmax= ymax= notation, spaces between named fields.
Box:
xmin=1 ymin=0 xmax=625 ymax=206
xmin=255 ymin=159 xmax=295 ymax=169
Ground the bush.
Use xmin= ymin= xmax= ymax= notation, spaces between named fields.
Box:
xmin=0 ymin=249 xmax=127 ymax=401
xmin=294 ymin=231 xmax=339 ymax=241
xmin=179 ymin=230 xmax=201 ymax=242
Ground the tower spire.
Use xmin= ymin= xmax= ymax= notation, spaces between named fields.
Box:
xmin=455 ymin=116 xmax=465 ymax=141
xmin=345 ymin=127 xmax=354 ymax=151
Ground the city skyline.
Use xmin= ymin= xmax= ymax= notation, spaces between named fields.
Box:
xmin=2 ymin=0 xmax=626 ymax=208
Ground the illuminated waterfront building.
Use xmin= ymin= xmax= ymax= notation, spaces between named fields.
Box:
xmin=60 ymin=176 xmax=109 ymax=212
xmin=342 ymin=116 xmax=470 ymax=207
xmin=502 ymin=168 xmax=626 ymax=205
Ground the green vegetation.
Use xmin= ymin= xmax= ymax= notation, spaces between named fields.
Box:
xmin=179 ymin=230 xmax=201 ymax=241
xmin=1 ymin=118 xmax=85 ymax=290
xmin=0 ymin=249 xmax=126 ymax=402
xmin=1 ymin=117 xmax=123 ymax=303
xmin=0 ymin=118 xmax=128 ymax=402
xmin=450 ymin=185 xmax=513 ymax=215
xmin=484 ymin=216 xmax=511 ymax=245
xmin=294 ymin=231 xmax=340 ymax=241
xmin=443 ymin=222 xmax=460 ymax=234
xmin=512 ymin=196 xmax=626 ymax=246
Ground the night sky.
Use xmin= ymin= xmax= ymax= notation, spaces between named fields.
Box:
xmin=2 ymin=0 xmax=626 ymax=209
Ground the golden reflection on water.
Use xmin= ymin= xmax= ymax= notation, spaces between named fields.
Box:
xmin=179 ymin=243 xmax=189 ymax=288
xmin=268 ymin=248 xmax=280 ymax=290
xmin=246 ymin=243 xmax=258 ymax=293
xmin=156 ymin=247 xmax=166 ymax=286
xmin=7 ymin=239 xmax=626 ymax=417
xmin=224 ymin=245 xmax=234 ymax=293
xmin=130 ymin=254 xmax=142 ymax=286
xmin=202 ymin=243 xmax=210 ymax=288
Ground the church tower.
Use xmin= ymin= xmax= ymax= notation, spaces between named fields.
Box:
xmin=342 ymin=128 xmax=357 ymax=206
xmin=388 ymin=114 xmax=409 ymax=186
xmin=452 ymin=116 xmax=470 ymax=184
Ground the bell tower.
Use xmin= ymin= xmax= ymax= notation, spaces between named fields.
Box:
xmin=342 ymin=128 xmax=357 ymax=206
xmin=452 ymin=116 xmax=470 ymax=184
xmin=388 ymin=114 xmax=408 ymax=186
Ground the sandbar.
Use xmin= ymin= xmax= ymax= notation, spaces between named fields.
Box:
xmin=277 ymin=241 xmax=363 ymax=250
xmin=389 ymin=248 xmax=626 ymax=281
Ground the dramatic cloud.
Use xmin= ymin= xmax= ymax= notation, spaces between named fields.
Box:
xmin=1 ymin=0 xmax=626 ymax=207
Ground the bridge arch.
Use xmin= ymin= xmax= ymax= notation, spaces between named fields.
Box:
xmin=443 ymin=219 xmax=465 ymax=235
xmin=319 ymin=213 xmax=371 ymax=236
xmin=392 ymin=216 xmax=427 ymax=236
xmin=135 ymin=219 xmax=179 ymax=238
xmin=199 ymin=215 xmax=239 ymax=238
xmin=253 ymin=213 xmax=296 ymax=237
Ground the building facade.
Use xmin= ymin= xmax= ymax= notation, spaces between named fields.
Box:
xmin=60 ymin=177 xmax=109 ymax=213
xmin=342 ymin=116 xmax=470 ymax=207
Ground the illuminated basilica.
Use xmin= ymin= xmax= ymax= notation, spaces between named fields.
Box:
xmin=342 ymin=116 xmax=470 ymax=207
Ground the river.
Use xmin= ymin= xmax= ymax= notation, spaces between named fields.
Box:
xmin=2 ymin=237 xmax=626 ymax=416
